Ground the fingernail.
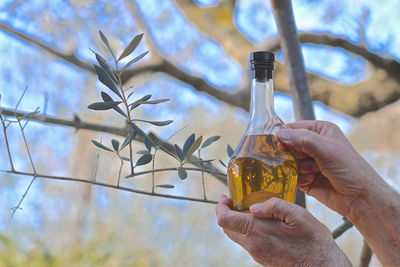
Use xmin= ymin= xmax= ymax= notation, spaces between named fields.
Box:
xmin=277 ymin=129 xmax=291 ymax=142
xmin=219 ymin=195 xmax=226 ymax=201
xmin=250 ymin=203 xmax=261 ymax=212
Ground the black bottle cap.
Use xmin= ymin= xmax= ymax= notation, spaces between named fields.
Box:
xmin=250 ymin=51 xmax=275 ymax=70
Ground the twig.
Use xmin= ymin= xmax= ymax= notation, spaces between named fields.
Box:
xmin=14 ymin=86 xmax=28 ymax=112
xmin=10 ymin=108 xmax=38 ymax=216
xmin=198 ymin=149 xmax=207 ymax=200
xmin=126 ymin=167 xmax=226 ymax=178
xmin=332 ymin=217 xmax=353 ymax=239
xmin=4 ymin=170 xmax=218 ymax=205
xmin=359 ymin=240 xmax=372 ymax=267
xmin=11 ymin=176 xmax=36 ymax=217
xmin=92 ymin=141 xmax=101 ymax=182
xmin=1 ymin=107 xmax=227 ymax=185
xmin=116 ymin=68 xmax=135 ymax=176
xmin=117 ymin=157 xmax=124 ymax=186
xmin=0 ymin=113 xmax=15 ymax=171
xmin=17 ymin=120 xmax=36 ymax=174
xmin=151 ymin=153 xmax=155 ymax=193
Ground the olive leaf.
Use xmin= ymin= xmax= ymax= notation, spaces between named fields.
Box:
xmin=88 ymin=101 xmax=121 ymax=110
xmin=132 ymin=99 xmax=170 ymax=105
xmin=101 ymin=91 xmax=127 ymax=118
xmin=201 ymin=135 xmax=221 ymax=149
xmin=136 ymin=150 xmax=150 ymax=155
xmin=99 ymin=30 xmax=116 ymax=59
xmin=120 ymin=129 xmax=137 ymax=150
xmin=135 ymin=154 xmax=152 ymax=167
xmin=123 ymin=51 xmax=149 ymax=70
xmin=156 ymin=184 xmax=175 ymax=189
xmin=130 ymin=94 xmax=152 ymax=110
xmin=154 ymin=140 xmax=181 ymax=162
xmin=91 ymin=140 xmax=113 ymax=152
xmin=127 ymin=90 xmax=135 ymax=100
xmin=94 ymin=64 xmax=122 ymax=99
xmin=177 ymin=167 xmax=187 ymax=180
xmin=186 ymin=135 xmax=203 ymax=160
xmin=120 ymin=156 xmax=130 ymax=161
xmin=132 ymin=119 xmax=173 ymax=126
xmin=118 ymin=33 xmax=144 ymax=61
xmin=183 ymin=134 xmax=195 ymax=158
xmin=174 ymin=145 xmax=185 ymax=162
xmin=187 ymin=159 xmax=214 ymax=164
xmin=131 ymin=123 xmax=153 ymax=147
xmin=219 ymin=160 xmax=227 ymax=168
xmin=227 ymin=144 xmax=234 ymax=158
xmin=144 ymin=138 xmax=152 ymax=152
xmin=111 ymin=139 xmax=119 ymax=152
xmin=90 ymin=49 xmax=118 ymax=84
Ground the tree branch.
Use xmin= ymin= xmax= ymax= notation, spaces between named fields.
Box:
xmin=0 ymin=21 xmax=94 ymax=73
xmin=264 ymin=32 xmax=400 ymax=83
xmin=2 ymin=21 xmax=400 ymax=118
xmin=1 ymin=107 xmax=227 ymax=185
xmin=332 ymin=217 xmax=353 ymax=239
xmin=4 ymin=170 xmax=218 ymax=205
xmin=270 ymin=0 xmax=313 ymax=208
xmin=359 ymin=240 xmax=373 ymax=267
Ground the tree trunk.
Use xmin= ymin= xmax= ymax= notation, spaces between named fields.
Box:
xmin=270 ymin=0 xmax=316 ymax=208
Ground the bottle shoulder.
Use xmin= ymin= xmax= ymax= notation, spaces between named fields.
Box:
xmin=228 ymin=134 xmax=297 ymax=167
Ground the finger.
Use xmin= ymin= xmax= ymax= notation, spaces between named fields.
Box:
xmin=277 ymin=140 xmax=310 ymax=160
xmin=249 ymin=198 xmax=304 ymax=226
xmin=276 ymin=128 xmax=332 ymax=162
xmin=285 ymin=120 xmax=327 ymax=133
xmin=298 ymin=173 xmax=335 ymax=205
xmin=216 ymin=195 xmax=255 ymax=235
xmin=297 ymin=173 xmax=316 ymax=187
xmin=297 ymin=159 xmax=319 ymax=174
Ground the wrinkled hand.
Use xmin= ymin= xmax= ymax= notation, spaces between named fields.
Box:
xmin=276 ymin=120 xmax=378 ymax=217
xmin=216 ymin=195 xmax=350 ymax=267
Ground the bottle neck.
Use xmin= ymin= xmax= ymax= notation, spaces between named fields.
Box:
xmin=246 ymin=74 xmax=279 ymax=135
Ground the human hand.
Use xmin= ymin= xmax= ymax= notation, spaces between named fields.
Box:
xmin=276 ymin=120 xmax=379 ymax=218
xmin=216 ymin=195 xmax=350 ymax=267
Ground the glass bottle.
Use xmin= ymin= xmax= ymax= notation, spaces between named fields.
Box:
xmin=227 ymin=51 xmax=298 ymax=212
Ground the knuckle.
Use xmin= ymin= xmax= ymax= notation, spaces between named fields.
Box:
xmin=238 ymin=216 xmax=256 ymax=237
xmin=268 ymin=197 xmax=282 ymax=211
xmin=217 ymin=214 xmax=228 ymax=228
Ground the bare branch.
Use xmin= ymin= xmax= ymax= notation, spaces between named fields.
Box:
xmin=0 ymin=22 xmax=94 ymax=73
xmin=126 ymin=166 xmax=226 ymax=178
xmin=0 ymin=113 xmax=15 ymax=171
xmin=359 ymin=240 xmax=373 ymax=267
xmin=4 ymin=170 xmax=218 ymax=205
xmin=3 ymin=21 xmax=400 ymax=117
xmin=264 ymin=32 xmax=400 ymax=83
xmin=1 ymin=107 xmax=227 ymax=185
xmin=332 ymin=217 xmax=353 ymax=239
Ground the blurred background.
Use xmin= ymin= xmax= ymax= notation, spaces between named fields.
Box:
xmin=1 ymin=0 xmax=400 ymax=266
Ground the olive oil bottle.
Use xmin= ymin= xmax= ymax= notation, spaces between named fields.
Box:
xmin=227 ymin=51 xmax=298 ymax=212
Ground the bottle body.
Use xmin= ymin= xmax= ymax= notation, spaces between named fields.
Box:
xmin=228 ymin=134 xmax=297 ymax=211
xmin=227 ymin=51 xmax=298 ymax=212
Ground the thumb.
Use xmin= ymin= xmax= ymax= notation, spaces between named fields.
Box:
xmin=276 ymin=128 xmax=332 ymax=161
xmin=249 ymin=198 xmax=302 ymax=225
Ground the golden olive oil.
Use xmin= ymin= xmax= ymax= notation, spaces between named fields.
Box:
xmin=228 ymin=134 xmax=298 ymax=212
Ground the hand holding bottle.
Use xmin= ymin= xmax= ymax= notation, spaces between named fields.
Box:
xmin=276 ymin=120 xmax=400 ymax=265
xmin=275 ymin=120 xmax=378 ymax=217
xmin=216 ymin=195 xmax=351 ymax=267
